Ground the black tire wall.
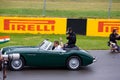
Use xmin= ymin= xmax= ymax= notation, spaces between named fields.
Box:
xmin=67 ymin=19 xmax=87 ymax=35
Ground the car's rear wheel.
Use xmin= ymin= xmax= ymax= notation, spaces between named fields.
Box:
xmin=9 ymin=57 xmax=24 ymax=71
xmin=67 ymin=56 xmax=81 ymax=70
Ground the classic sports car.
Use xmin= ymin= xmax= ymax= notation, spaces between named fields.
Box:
xmin=0 ymin=40 xmax=95 ymax=71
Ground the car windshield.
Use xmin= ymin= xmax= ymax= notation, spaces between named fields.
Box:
xmin=38 ymin=40 xmax=66 ymax=52
xmin=39 ymin=40 xmax=53 ymax=50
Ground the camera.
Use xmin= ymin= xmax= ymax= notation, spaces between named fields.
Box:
xmin=66 ymin=28 xmax=72 ymax=35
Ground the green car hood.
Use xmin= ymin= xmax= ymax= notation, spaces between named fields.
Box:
xmin=1 ymin=46 xmax=38 ymax=54
xmin=8 ymin=47 xmax=39 ymax=53
xmin=68 ymin=49 xmax=94 ymax=59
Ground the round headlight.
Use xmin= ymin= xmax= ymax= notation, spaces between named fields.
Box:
xmin=9 ymin=53 xmax=20 ymax=60
xmin=1 ymin=53 xmax=20 ymax=60
xmin=1 ymin=54 xmax=8 ymax=60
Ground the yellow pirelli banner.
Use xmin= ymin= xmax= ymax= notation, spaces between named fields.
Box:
xmin=86 ymin=19 xmax=120 ymax=37
xmin=0 ymin=17 xmax=67 ymax=34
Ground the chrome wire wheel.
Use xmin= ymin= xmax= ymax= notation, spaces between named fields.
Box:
xmin=11 ymin=59 xmax=22 ymax=70
xmin=9 ymin=57 xmax=24 ymax=71
xmin=67 ymin=56 xmax=81 ymax=70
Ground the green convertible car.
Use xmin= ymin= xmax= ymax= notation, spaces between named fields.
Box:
xmin=0 ymin=40 xmax=95 ymax=71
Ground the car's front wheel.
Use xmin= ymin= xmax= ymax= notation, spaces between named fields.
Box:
xmin=9 ymin=57 xmax=24 ymax=71
xmin=67 ymin=56 xmax=81 ymax=70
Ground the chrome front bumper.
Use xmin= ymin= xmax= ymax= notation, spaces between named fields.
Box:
xmin=93 ymin=57 xmax=97 ymax=63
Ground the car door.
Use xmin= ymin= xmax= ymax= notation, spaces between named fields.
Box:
xmin=34 ymin=50 xmax=67 ymax=67
xmin=23 ymin=49 xmax=40 ymax=66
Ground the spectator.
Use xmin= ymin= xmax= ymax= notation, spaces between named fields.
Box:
xmin=109 ymin=29 xmax=119 ymax=44
xmin=109 ymin=29 xmax=120 ymax=52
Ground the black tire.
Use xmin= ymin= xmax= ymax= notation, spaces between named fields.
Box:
xmin=8 ymin=57 xmax=24 ymax=71
xmin=66 ymin=56 xmax=81 ymax=70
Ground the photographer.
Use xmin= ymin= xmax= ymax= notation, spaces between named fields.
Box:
xmin=66 ymin=28 xmax=76 ymax=48
xmin=109 ymin=29 xmax=120 ymax=52
xmin=109 ymin=29 xmax=120 ymax=44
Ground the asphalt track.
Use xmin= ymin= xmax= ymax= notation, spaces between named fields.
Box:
xmin=0 ymin=50 xmax=120 ymax=80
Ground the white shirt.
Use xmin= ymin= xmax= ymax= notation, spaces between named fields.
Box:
xmin=54 ymin=45 xmax=63 ymax=51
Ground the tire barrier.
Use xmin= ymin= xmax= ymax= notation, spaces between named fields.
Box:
xmin=86 ymin=18 xmax=120 ymax=37
xmin=0 ymin=17 xmax=67 ymax=34
xmin=0 ymin=17 xmax=120 ymax=37
xmin=67 ymin=19 xmax=87 ymax=35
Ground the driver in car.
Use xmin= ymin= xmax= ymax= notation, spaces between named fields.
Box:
xmin=53 ymin=41 xmax=63 ymax=51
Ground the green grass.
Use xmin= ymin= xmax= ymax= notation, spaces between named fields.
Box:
xmin=0 ymin=9 xmax=119 ymax=18
xmin=0 ymin=0 xmax=119 ymax=49
xmin=0 ymin=33 xmax=110 ymax=50
xmin=0 ymin=0 xmax=119 ymax=18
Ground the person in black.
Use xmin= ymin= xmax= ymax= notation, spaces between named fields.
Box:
xmin=109 ymin=29 xmax=119 ymax=44
xmin=66 ymin=28 xmax=76 ymax=48
xmin=109 ymin=29 xmax=120 ymax=52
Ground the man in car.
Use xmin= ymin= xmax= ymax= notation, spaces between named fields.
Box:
xmin=53 ymin=41 xmax=63 ymax=51
xmin=66 ymin=28 xmax=76 ymax=48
